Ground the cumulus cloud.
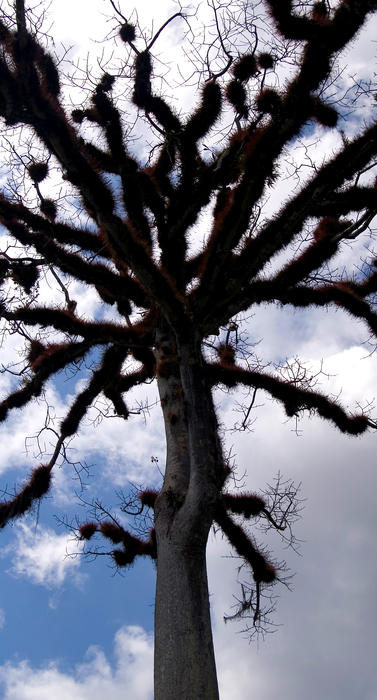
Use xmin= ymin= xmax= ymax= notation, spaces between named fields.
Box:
xmin=73 ymin=393 xmax=165 ymax=487
xmin=5 ymin=522 xmax=84 ymax=589
xmin=0 ymin=626 xmax=153 ymax=700
xmin=0 ymin=389 xmax=62 ymax=478
xmin=207 ymin=432 xmax=377 ymax=698
xmin=206 ymin=338 xmax=377 ymax=700
xmin=0 ymin=366 xmax=162 ymax=502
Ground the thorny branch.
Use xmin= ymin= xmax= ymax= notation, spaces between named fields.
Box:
xmin=0 ymin=0 xmax=376 ymax=637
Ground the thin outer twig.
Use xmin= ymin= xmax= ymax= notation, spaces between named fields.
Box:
xmin=108 ymin=0 xmax=127 ymax=23
xmin=147 ymin=13 xmax=185 ymax=51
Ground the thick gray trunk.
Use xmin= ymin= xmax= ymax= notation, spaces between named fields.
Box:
xmin=153 ymin=327 xmax=223 ymax=699
xmin=154 ymin=533 xmax=219 ymax=700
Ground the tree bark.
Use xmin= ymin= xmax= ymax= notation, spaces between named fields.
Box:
xmin=153 ymin=327 xmax=221 ymax=699
xmin=154 ymin=530 xmax=219 ymax=700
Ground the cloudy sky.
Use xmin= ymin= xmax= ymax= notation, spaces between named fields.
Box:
xmin=0 ymin=1 xmax=376 ymax=699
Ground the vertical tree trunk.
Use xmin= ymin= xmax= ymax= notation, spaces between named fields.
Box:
xmin=154 ymin=530 xmax=219 ymax=700
xmin=153 ymin=327 xmax=221 ymax=699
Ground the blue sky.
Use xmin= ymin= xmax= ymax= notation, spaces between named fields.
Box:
xmin=0 ymin=2 xmax=376 ymax=699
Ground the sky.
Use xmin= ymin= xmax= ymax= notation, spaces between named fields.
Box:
xmin=0 ymin=1 xmax=376 ymax=699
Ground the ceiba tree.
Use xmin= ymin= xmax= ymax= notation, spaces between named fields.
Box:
xmin=0 ymin=1 xmax=377 ymax=698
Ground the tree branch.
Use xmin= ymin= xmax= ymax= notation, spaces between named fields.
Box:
xmin=206 ymin=362 xmax=371 ymax=434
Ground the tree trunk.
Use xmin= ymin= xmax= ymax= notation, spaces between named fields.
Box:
xmin=153 ymin=327 xmax=222 ymax=699
xmin=154 ymin=530 xmax=219 ymax=700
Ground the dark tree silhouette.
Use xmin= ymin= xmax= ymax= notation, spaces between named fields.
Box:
xmin=0 ymin=1 xmax=377 ymax=698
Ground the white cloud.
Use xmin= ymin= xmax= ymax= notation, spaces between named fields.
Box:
xmin=207 ymin=441 xmax=377 ymax=699
xmin=316 ymin=344 xmax=377 ymax=405
xmin=5 ymin=522 xmax=84 ymax=589
xmin=72 ymin=390 xmax=165 ymax=487
xmin=0 ymin=391 xmax=62 ymax=477
xmin=206 ymin=339 xmax=377 ymax=700
xmin=0 ymin=626 xmax=153 ymax=700
xmin=0 ymin=369 xmax=162 ymax=503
